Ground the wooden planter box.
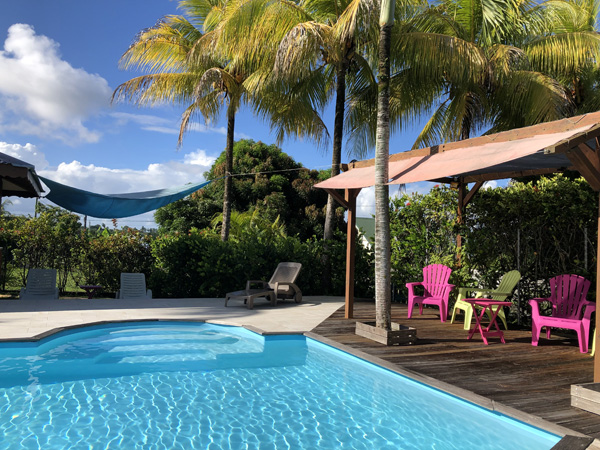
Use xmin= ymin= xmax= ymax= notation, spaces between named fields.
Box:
xmin=572 ymin=383 xmax=600 ymax=415
xmin=355 ymin=321 xmax=417 ymax=346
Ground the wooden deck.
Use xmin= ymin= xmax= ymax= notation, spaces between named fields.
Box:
xmin=311 ymin=301 xmax=600 ymax=439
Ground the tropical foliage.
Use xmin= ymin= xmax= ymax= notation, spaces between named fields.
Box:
xmin=389 ymin=175 xmax=598 ymax=324
xmin=0 ymin=173 xmax=596 ymax=329
xmin=150 ymin=229 xmax=374 ymax=298
xmin=113 ymin=0 xmax=326 ymax=242
xmin=154 ymin=139 xmax=343 ymax=240
xmin=403 ymin=0 xmax=600 ymax=147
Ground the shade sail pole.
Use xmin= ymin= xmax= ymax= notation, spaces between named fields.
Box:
xmin=345 ymin=189 xmax=360 ymax=319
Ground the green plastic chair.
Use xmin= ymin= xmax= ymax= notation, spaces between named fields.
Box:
xmin=450 ymin=270 xmax=521 ymax=331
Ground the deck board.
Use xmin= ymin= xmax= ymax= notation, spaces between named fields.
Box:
xmin=311 ymin=301 xmax=600 ymax=438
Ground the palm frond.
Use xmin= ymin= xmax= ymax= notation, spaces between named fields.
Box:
xmin=393 ymin=32 xmax=487 ymax=86
xmin=412 ymin=99 xmax=451 ymax=148
xmin=333 ymin=0 xmax=377 ymax=43
xmin=119 ymin=15 xmax=201 ymax=73
xmin=487 ymin=44 xmax=528 ymax=75
xmin=112 ymin=73 xmax=199 ymax=106
xmin=490 ymin=70 xmax=573 ymax=130
xmin=274 ymin=22 xmax=329 ymax=78
xmin=526 ymin=32 xmax=600 ymax=77
xmin=178 ymin=0 xmax=228 ymax=31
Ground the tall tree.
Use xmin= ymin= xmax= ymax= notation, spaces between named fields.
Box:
xmin=114 ymin=0 xmax=326 ymax=241
xmin=374 ymin=0 xmax=395 ymax=329
xmin=155 ymin=139 xmax=334 ymax=239
xmin=526 ymin=0 xmax=600 ymax=115
xmin=255 ymin=0 xmax=386 ymax=241
xmin=113 ymin=6 xmax=239 ymax=241
xmin=407 ymin=0 xmax=600 ymax=146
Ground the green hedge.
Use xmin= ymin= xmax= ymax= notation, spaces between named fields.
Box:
xmin=150 ymin=229 xmax=374 ymax=298
xmin=389 ymin=175 xmax=597 ymax=324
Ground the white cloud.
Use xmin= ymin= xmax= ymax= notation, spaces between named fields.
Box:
xmin=110 ymin=112 xmax=173 ymax=128
xmin=1 ymin=142 xmax=217 ymax=227
xmin=354 ymin=181 xmax=440 ymax=218
xmin=356 ymin=186 xmax=375 ymax=218
xmin=0 ymin=24 xmax=112 ymax=144
xmin=0 ymin=141 xmax=49 ymax=170
xmin=109 ymin=111 xmax=253 ymax=140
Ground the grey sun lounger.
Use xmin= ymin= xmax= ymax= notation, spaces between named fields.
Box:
xmin=225 ymin=262 xmax=302 ymax=309
xmin=224 ymin=289 xmax=277 ymax=309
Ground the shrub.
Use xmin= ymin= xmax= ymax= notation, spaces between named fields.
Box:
xmin=150 ymin=229 xmax=374 ymax=298
xmin=77 ymin=228 xmax=154 ymax=293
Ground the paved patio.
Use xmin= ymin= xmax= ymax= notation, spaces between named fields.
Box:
xmin=0 ymin=296 xmax=344 ymax=340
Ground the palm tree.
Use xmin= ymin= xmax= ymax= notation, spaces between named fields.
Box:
xmin=112 ymin=7 xmax=232 ymax=240
xmin=215 ymin=0 xmax=391 ymax=290
xmin=406 ymin=0 xmax=600 ymax=147
xmin=524 ymin=0 xmax=600 ymax=115
xmin=253 ymin=0 xmax=387 ymax=241
xmin=114 ymin=0 xmax=328 ymax=241
xmin=374 ymin=0 xmax=395 ymax=329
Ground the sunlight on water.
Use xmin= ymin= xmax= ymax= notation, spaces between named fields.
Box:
xmin=0 ymin=322 xmax=560 ymax=450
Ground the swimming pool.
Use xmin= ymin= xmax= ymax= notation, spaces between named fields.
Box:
xmin=0 ymin=321 xmax=560 ymax=449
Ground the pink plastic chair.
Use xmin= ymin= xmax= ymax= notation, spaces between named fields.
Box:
xmin=406 ymin=264 xmax=454 ymax=322
xmin=529 ymin=274 xmax=595 ymax=353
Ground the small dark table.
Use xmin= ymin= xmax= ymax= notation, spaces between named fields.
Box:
xmin=79 ymin=285 xmax=103 ymax=299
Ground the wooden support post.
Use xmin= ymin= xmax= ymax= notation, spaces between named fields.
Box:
xmin=455 ymin=180 xmax=483 ymax=264
xmin=345 ymin=188 xmax=359 ymax=319
xmin=595 ymin=192 xmax=600 ymax=382
xmin=456 ymin=179 xmax=465 ymax=253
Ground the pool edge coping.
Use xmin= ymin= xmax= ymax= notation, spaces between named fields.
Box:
xmin=0 ymin=318 xmax=595 ymax=449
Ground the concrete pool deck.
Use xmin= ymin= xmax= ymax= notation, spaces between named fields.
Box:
xmin=0 ymin=296 xmax=344 ymax=340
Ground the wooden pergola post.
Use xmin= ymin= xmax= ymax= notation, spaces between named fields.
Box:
xmin=345 ymin=189 xmax=360 ymax=319
xmin=564 ymin=141 xmax=600 ymax=381
xmin=323 ymin=187 xmax=361 ymax=319
xmin=456 ymin=179 xmax=465 ymax=253
xmin=454 ymin=179 xmax=483 ymax=263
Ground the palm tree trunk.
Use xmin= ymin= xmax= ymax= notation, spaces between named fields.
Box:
xmin=221 ymin=104 xmax=235 ymax=241
xmin=322 ymin=62 xmax=348 ymax=292
xmin=324 ymin=62 xmax=347 ymax=241
xmin=374 ymin=19 xmax=393 ymax=329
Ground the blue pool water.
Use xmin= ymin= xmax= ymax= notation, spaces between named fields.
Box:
xmin=0 ymin=321 xmax=560 ymax=449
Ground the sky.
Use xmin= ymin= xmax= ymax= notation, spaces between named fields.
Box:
xmin=0 ymin=0 xmax=439 ymax=229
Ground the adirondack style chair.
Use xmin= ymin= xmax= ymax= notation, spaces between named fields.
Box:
xmin=19 ymin=268 xmax=59 ymax=299
xmin=406 ymin=264 xmax=454 ymax=322
xmin=529 ymin=274 xmax=595 ymax=353
xmin=450 ymin=270 xmax=521 ymax=330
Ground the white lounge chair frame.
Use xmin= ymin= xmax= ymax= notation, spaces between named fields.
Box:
xmin=19 ymin=268 xmax=59 ymax=299
xmin=116 ymin=273 xmax=152 ymax=299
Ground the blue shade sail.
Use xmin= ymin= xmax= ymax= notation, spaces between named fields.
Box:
xmin=39 ymin=176 xmax=212 ymax=218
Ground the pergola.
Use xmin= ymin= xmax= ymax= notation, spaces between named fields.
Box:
xmin=315 ymin=110 xmax=600 ymax=381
